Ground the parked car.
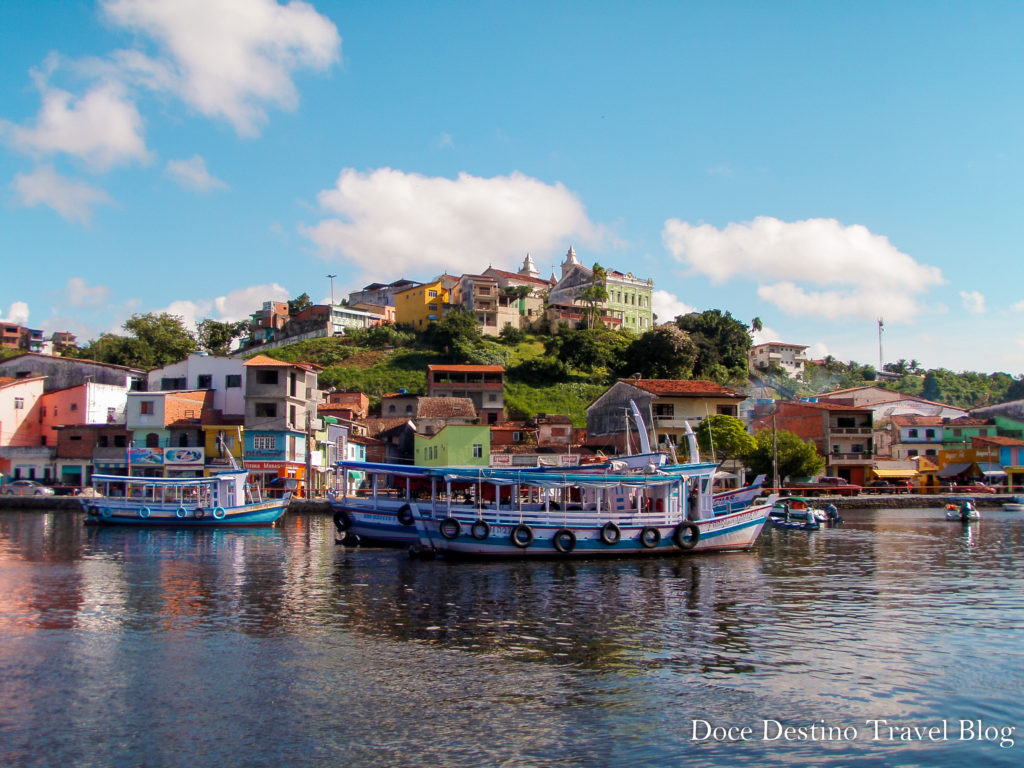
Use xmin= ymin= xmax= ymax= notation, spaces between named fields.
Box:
xmin=950 ymin=483 xmax=999 ymax=495
xmin=0 ymin=479 xmax=56 ymax=496
xmin=786 ymin=476 xmax=862 ymax=496
xmin=865 ymin=479 xmax=913 ymax=494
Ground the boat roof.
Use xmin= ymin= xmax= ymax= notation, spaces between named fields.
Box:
xmin=92 ymin=471 xmax=246 ymax=485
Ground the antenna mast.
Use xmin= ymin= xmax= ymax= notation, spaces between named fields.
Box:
xmin=877 ymin=317 xmax=884 ymax=370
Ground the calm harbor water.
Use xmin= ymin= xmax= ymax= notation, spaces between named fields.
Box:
xmin=1 ymin=506 xmax=1022 ymax=767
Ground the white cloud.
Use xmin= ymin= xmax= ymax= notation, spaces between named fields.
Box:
xmin=65 ymin=277 xmax=112 ymax=308
xmin=102 ymin=0 xmax=341 ymax=137
xmin=0 ymin=79 xmax=150 ymax=171
xmin=302 ymin=167 xmax=604 ymax=276
xmin=165 ymin=155 xmax=228 ymax=192
xmin=750 ymin=325 xmax=783 ymax=345
xmin=662 ymin=216 xmax=945 ymax=322
xmin=1013 ymin=300 xmax=1024 ymax=313
xmin=154 ymin=283 xmax=290 ymax=332
xmin=960 ymin=290 xmax=986 ymax=315
xmin=806 ymin=341 xmax=830 ymax=360
xmin=11 ymin=166 xmax=114 ymax=224
xmin=651 ymin=289 xmax=696 ymax=322
xmin=1 ymin=302 xmax=31 ymax=325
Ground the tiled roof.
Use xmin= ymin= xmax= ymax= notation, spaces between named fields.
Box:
xmin=974 ymin=435 xmax=1024 ymax=446
xmin=484 ymin=268 xmax=550 ymax=286
xmin=625 ymin=379 xmax=744 ymax=398
xmin=243 ymin=353 xmax=322 ymax=372
xmin=428 ymin=364 xmax=505 ymax=373
xmin=890 ymin=414 xmax=946 ymax=427
xmin=363 ymin=418 xmax=414 ymax=437
xmin=416 ymin=397 xmax=476 ymax=419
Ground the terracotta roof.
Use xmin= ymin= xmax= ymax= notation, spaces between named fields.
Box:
xmin=484 ymin=268 xmax=550 ymax=286
xmin=416 ymin=397 xmax=477 ymax=419
xmin=363 ymin=418 xmax=414 ymax=437
xmin=427 ymin=364 xmax=505 ymax=373
xmin=243 ymin=353 xmax=322 ymax=372
xmin=890 ymin=414 xmax=946 ymax=427
xmin=973 ymin=435 xmax=1024 ymax=446
xmin=625 ymin=379 xmax=744 ymax=398
xmin=778 ymin=400 xmax=873 ymax=413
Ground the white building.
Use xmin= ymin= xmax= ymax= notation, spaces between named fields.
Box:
xmin=748 ymin=342 xmax=810 ymax=378
xmin=148 ymin=353 xmax=246 ymax=416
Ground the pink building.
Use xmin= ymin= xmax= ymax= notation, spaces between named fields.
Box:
xmin=0 ymin=376 xmax=46 ymax=480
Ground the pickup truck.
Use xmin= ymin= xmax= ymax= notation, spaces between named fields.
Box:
xmin=785 ymin=477 xmax=862 ymax=497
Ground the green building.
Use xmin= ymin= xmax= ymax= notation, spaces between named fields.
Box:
xmin=414 ymin=424 xmax=491 ymax=467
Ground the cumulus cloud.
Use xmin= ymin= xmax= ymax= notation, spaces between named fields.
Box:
xmin=165 ymin=155 xmax=228 ymax=192
xmin=11 ymin=166 xmax=114 ymax=224
xmin=1013 ymin=300 xmax=1024 ymax=312
xmin=651 ymin=289 xmax=696 ymax=322
xmin=0 ymin=79 xmax=150 ymax=171
xmin=302 ymin=168 xmax=604 ymax=276
xmin=750 ymin=325 xmax=783 ymax=345
xmin=154 ymin=283 xmax=290 ymax=332
xmin=662 ymin=216 xmax=945 ymax=322
xmin=960 ymin=290 xmax=986 ymax=315
xmin=102 ymin=0 xmax=341 ymax=137
xmin=1 ymin=302 xmax=31 ymax=325
xmin=65 ymin=277 xmax=112 ymax=308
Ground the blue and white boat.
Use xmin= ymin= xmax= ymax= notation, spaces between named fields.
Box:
xmin=331 ymin=459 xmax=776 ymax=558
xmin=945 ymin=499 xmax=980 ymax=522
xmin=81 ymin=471 xmax=289 ymax=527
xmin=713 ymin=474 xmax=767 ymax=514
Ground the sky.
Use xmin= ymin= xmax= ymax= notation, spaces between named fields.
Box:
xmin=1 ymin=1 xmax=1022 ymax=375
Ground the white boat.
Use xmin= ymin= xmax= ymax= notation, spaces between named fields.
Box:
xmin=1003 ymin=496 xmax=1024 ymax=512
xmin=714 ymin=474 xmax=767 ymax=514
xmin=945 ymin=500 xmax=980 ymax=522
xmin=331 ymin=459 xmax=776 ymax=558
xmin=81 ymin=471 xmax=289 ymax=527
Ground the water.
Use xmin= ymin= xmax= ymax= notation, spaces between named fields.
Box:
xmin=1 ymin=507 xmax=1022 ymax=767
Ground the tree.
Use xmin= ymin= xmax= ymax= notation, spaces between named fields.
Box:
xmin=744 ymin=428 xmax=825 ymax=481
xmin=676 ymin=309 xmax=752 ymax=379
xmin=578 ymin=263 xmax=609 ymax=328
xmin=425 ymin=306 xmax=483 ymax=362
xmin=696 ymin=414 xmax=756 ymax=463
xmin=288 ymin=293 xmax=313 ymax=316
xmin=196 ymin=319 xmax=248 ymax=356
xmin=616 ymin=325 xmax=697 ymax=380
xmin=751 ymin=316 xmax=763 ymax=333
xmin=81 ymin=313 xmax=197 ymax=369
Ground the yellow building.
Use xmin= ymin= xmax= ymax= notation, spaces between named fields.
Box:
xmin=395 ymin=279 xmax=449 ymax=330
xmin=203 ymin=418 xmax=245 ymax=476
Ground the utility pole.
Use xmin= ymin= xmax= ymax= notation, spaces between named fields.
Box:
xmin=877 ymin=317 xmax=884 ymax=370
xmin=327 ymin=274 xmax=337 ymax=306
xmin=305 ymin=410 xmax=314 ymax=499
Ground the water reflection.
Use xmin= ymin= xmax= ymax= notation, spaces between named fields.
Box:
xmin=0 ymin=506 xmax=1023 ymax=767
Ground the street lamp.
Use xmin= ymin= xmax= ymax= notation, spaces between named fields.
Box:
xmin=326 ymin=274 xmax=337 ymax=306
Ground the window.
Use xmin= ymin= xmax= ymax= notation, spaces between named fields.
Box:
xmin=428 ymin=290 xmax=438 ymax=298
xmin=40 ymin=405 xmax=47 ymax=417
xmin=289 ymin=405 xmax=297 ymax=426
xmin=146 ymin=433 xmax=160 ymax=448
xmin=488 ymin=394 xmax=497 ymax=402
xmin=653 ymin=403 xmax=674 ymax=418
xmin=197 ymin=374 xmax=213 ymax=389
xmin=70 ymin=434 xmax=82 ymax=441
xmin=473 ymin=444 xmax=483 ymax=458
xmin=255 ymin=403 xmax=277 ymax=418
xmin=908 ymin=429 xmax=918 ymax=438
xmin=14 ymin=397 xmax=23 ymax=410
xmin=925 ymin=429 xmax=935 ymax=439
xmin=908 ymin=449 xmax=919 ymax=457
xmin=98 ymin=435 xmax=109 ymax=447
xmin=70 ymin=403 xmax=78 ymax=411
xmin=428 ymin=304 xmax=438 ymax=311
xmin=512 ymin=431 xmax=521 ymax=442
xmin=256 ymin=370 xmax=279 ymax=385
xmin=114 ymin=435 xmax=127 ymax=447
xmin=388 ymin=404 xmax=396 ymax=414
xmin=140 ymin=401 xmax=155 ymax=415
xmin=161 ymin=377 xmax=186 ymax=390
xmin=253 ymin=434 xmax=275 ymax=451
xmin=226 ymin=374 xmax=242 ymax=388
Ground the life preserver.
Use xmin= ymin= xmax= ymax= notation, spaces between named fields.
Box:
xmin=175 ymin=507 xmax=187 ymax=519
xmin=213 ymin=506 xmax=226 ymax=519
xmin=673 ymin=521 xmax=700 ymax=550
xmin=600 ymin=521 xmax=621 ymax=546
xmin=552 ymin=528 xmax=576 ymax=554
xmin=101 ymin=507 xmax=113 ymax=518
xmin=333 ymin=509 xmax=352 ymax=533
xmin=471 ymin=520 xmax=491 ymax=540
xmin=639 ymin=526 xmax=661 ymax=549
xmin=194 ymin=507 xmax=206 ymax=520
xmin=396 ymin=504 xmax=415 ymax=526
xmin=510 ymin=523 xmax=534 ymax=548
xmin=439 ymin=517 xmax=462 ymax=540
xmin=139 ymin=506 xmax=151 ymax=518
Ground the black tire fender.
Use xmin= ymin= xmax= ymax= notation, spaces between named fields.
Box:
xmin=673 ymin=521 xmax=700 ymax=550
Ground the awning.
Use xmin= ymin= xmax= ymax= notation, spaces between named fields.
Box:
xmin=872 ymin=468 xmax=918 ymax=479
xmin=936 ymin=462 xmax=974 ymax=479
xmin=980 ymin=463 xmax=1008 ymax=478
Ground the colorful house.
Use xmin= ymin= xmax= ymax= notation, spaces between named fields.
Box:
xmin=415 ymin=424 xmax=490 ymax=467
xmin=0 ymin=376 xmax=47 ymax=481
xmin=125 ymin=390 xmax=213 ymax=477
xmin=394 ymin=278 xmax=450 ymax=331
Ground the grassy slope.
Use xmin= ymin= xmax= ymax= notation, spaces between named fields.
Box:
xmin=255 ymin=335 xmax=604 ymax=423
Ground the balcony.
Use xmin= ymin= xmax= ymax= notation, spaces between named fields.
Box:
xmin=830 ymin=427 xmax=872 ymax=435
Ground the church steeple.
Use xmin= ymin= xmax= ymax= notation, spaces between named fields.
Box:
xmin=519 ymin=252 xmax=539 ymax=279
xmin=561 ymin=245 xmax=581 ymax=278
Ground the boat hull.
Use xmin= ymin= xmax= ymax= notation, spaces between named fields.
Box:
xmin=332 ymin=497 xmax=771 ymax=557
xmin=82 ymin=499 xmax=288 ymax=527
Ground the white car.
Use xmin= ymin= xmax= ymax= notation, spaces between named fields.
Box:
xmin=0 ymin=480 xmax=56 ymax=496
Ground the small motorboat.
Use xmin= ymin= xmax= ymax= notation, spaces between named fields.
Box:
xmin=945 ymin=500 xmax=980 ymax=522
xmin=770 ymin=499 xmax=821 ymax=531
xmin=1003 ymin=496 xmax=1024 ymax=512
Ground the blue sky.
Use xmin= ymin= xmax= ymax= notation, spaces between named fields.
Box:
xmin=1 ymin=1 xmax=1021 ymax=374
